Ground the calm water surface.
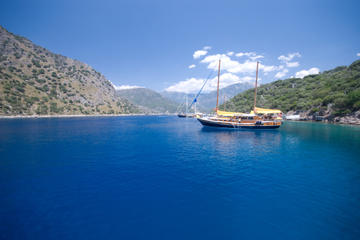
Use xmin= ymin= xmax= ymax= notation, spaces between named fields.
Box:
xmin=0 ymin=116 xmax=359 ymax=239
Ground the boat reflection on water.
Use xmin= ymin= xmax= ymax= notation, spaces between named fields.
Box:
xmin=200 ymin=125 xmax=282 ymax=155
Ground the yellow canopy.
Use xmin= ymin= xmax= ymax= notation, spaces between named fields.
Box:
xmin=216 ymin=110 xmax=245 ymax=117
xmin=251 ymin=107 xmax=282 ymax=114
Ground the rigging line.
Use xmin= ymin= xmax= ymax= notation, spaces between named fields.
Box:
xmin=187 ymin=69 xmax=215 ymax=111
xmin=176 ymin=100 xmax=186 ymax=113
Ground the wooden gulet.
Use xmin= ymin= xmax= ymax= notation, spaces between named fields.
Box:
xmin=197 ymin=59 xmax=283 ymax=129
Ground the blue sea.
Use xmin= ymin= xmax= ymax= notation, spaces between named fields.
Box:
xmin=0 ymin=116 xmax=360 ymax=240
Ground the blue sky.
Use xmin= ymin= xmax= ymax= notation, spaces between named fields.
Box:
xmin=1 ymin=0 xmax=359 ymax=93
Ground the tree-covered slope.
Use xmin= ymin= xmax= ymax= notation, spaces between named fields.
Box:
xmin=116 ymin=87 xmax=179 ymax=113
xmin=0 ymin=26 xmax=138 ymax=115
xmin=223 ymin=60 xmax=360 ymax=118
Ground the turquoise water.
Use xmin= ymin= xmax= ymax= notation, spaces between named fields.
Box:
xmin=0 ymin=116 xmax=360 ymax=239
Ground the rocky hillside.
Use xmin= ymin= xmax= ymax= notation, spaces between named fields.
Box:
xmin=116 ymin=87 xmax=178 ymax=113
xmin=222 ymin=60 xmax=360 ymax=123
xmin=0 ymin=26 xmax=138 ymax=116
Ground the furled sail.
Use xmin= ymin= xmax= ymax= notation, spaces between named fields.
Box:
xmin=251 ymin=107 xmax=282 ymax=114
xmin=216 ymin=110 xmax=245 ymax=117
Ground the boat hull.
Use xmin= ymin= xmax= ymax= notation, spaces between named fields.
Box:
xmin=178 ymin=113 xmax=195 ymax=118
xmin=197 ymin=117 xmax=281 ymax=129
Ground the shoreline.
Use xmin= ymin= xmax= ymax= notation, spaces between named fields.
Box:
xmin=1 ymin=114 xmax=359 ymax=126
xmin=0 ymin=113 xmax=175 ymax=119
xmin=284 ymin=119 xmax=360 ymax=126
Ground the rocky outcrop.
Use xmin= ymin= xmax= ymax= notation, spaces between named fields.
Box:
xmin=333 ymin=111 xmax=360 ymax=125
xmin=286 ymin=109 xmax=360 ymax=125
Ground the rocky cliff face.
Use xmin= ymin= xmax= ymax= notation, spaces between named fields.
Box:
xmin=0 ymin=26 xmax=138 ymax=115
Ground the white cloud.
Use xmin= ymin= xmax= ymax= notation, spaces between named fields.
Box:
xmin=261 ymin=64 xmax=279 ymax=73
xmin=165 ymin=48 xmax=297 ymax=94
xmin=165 ymin=77 xmax=204 ymax=94
xmin=235 ymin=52 xmax=264 ymax=61
xmin=278 ymin=52 xmax=301 ymax=62
xmin=286 ymin=61 xmax=299 ymax=68
xmin=275 ymin=69 xmax=289 ymax=79
xmin=192 ymin=46 xmax=212 ymax=59
xmin=201 ymin=54 xmax=240 ymax=72
xmin=193 ymin=50 xmax=208 ymax=59
xmin=235 ymin=52 xmax=255 ymax=58
xmin=250 ymin=55 xmax=264 ymax=61
xmin=357 ymin=53 xmax=360 ymax=57
xmin=113 ymin=84 xmax=142 ymax=90
xmin=278 ymin=53 xmax=300 ymax=70
xmin=165 ymin=73 xmax=252 ymax=94
xmin=201 ymin=54 xmax=278 ymax=74
xmin=169 ymin=49 xmax=306 ymax=94
xmin=295 ymin=67 xmax=320 ymax=78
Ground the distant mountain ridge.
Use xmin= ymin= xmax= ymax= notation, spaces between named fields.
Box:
xmin=162 ymin=82 xmax=253 ymax=112
xmin=116 ymin=87 xmax=179 ymax=113
xmin=0 ymin=26 xmax=138 ymax=115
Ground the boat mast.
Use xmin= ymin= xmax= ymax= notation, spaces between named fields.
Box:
xmin=216 ymin=59 xmax=221 ymax=113
xmin=253 ymin=61 xmax=259 ymax=113
xmin=185 ymin=95 xmax=188 ymax=115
